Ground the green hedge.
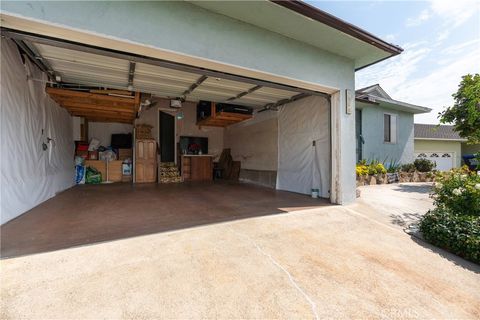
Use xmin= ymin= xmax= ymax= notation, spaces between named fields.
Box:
xmin=419 ymin=209 xmax=480 ymax=264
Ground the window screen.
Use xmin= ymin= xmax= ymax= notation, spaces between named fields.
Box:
xmin=384 ymin=114 xmax=391 ymax=142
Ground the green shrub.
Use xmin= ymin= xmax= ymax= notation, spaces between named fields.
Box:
xmin=419 ymin=208 xmax=480 ymax=264
xmin=433 ymin=169 xmax=480 ymax=217
xmin=400 ymin=163 xmax=416 ymax=173
xmin=414 ymin=158 xmax=436 ymax=172
xmin=385 ymin=160 xmax=401 ymax=173
xmin=373 ymin=163 xmax=387 ymax=174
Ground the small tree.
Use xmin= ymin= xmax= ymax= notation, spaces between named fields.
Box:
xmin=439 ymin=74 xmax=480 ymax=144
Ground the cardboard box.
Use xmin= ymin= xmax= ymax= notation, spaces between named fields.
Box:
xmin=135 ymin=124 xmax=152 ymax=139
xmin=117 ymin=148 xmax=133 ymax=160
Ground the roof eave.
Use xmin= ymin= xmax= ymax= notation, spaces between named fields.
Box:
xmin=374 ymin=96 xmax=432 ymax=114
xmin=414 ymin=137 xmax=468 ymax=142
xmin=270 ymin=1 xmax=404 ymax=68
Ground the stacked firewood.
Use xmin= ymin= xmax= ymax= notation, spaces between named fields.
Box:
xmin=158 ymin=162 xmax=182 ymax=183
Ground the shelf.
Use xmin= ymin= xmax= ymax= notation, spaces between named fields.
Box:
xmin=197 ymin=111 xmax=252 ymax=128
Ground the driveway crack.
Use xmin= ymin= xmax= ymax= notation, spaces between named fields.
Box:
xmin=228 ymin=226 xmax=319 ymax=320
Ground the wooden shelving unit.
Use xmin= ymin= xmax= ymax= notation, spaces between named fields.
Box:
xmin=197 ymin=102 xmax=252 ymax=128
xmin=46 ymin=87 xmax=140 ymax=124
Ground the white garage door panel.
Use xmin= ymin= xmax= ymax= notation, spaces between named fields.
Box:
xmin=416 ymin=152 xmax=454 ymax=171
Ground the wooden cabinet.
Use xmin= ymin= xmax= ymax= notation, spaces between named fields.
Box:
xmin=84 ymin=160 xmax=123 ymax=182
xmin=135 ymin=139 xmax=157 ymax=183
xmin=181 ymin=155 xmax=213 ymax=181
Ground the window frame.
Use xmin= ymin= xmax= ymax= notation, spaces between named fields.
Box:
xmin=383 ymin=112 xmax=397 ymax=144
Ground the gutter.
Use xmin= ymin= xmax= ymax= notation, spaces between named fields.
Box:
xmin=414 ymin=138 xmax=468 ymax=142
xmin=373 ymin=96 xmax=432 ymax=114
xmin=270 ymin=1 xmax=403 ymax=61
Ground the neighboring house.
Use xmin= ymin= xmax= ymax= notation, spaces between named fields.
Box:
xmin=355 ymin=84 xmax=431 ymax=165
xmin=0 ymin=1 xmax=403 ymax=223
xmin=414 ymin=124 xmax=480 ymax=170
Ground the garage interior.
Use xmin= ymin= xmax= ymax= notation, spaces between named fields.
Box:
xmin=1 ymin=29 xmax=332 ymax=258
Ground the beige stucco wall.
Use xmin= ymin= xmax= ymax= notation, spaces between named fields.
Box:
xmin=135 ymin=99 xmax=224 ymax=161
xmin=88 ymin=122 xmax=133 ymax=147
xmin=414 ymin=139 xmax=462 ymax=167
xmin=224 ymin=112 xmax=278 ymax=171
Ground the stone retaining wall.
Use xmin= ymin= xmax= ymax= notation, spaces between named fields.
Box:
xmin=357 ymin=172 xmax=435 ymax=187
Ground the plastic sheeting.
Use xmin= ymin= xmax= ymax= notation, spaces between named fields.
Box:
xmin=0 ymin=39 xmax=74 ymax=224
xmin=277 ymin=96 xmax=330 ymax=198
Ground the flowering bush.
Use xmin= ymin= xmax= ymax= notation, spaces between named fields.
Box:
xmin=432 ymin=167 xmax=480 ymax=217
xmin=356 ymin=160 xmax=387 ymax=176
xmin=420 ymin=167 xmax=480 ymax=264
xmin=356 ymin=163 xmax=369 ymax=176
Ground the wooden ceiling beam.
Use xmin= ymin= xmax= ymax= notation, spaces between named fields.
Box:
xmin=67 ymin=109 xmax=135 ymax=119
xmin=46 ymin=87 xmax=136 ymax=105
xmin=60 ymin=101 xmax=136 ymax=114
xmin=215 ymin=112 xmax=252 ymax=121
xmin=86 ymin=117 xmax=134 ymax=124
xmin=54 ymin=97 xmax=136 ymax=109
xmin=89 ymin=89 xmax=134 ymax=96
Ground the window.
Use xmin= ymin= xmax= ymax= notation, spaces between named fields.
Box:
xmin=384 ymin=114 xmax=391 ymax=142
xmin=383 ymin=113 xmax=397 ymax=143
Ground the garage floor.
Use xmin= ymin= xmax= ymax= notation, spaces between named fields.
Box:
xmin=0 ymin=182 xmax=327 ymax=258
xmin=1 ymin=183 xmax=479 ymax=319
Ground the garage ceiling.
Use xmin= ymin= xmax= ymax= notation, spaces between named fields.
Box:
xmin=3 ymin=28 xmax=331 ymax=124
xmin=30 ymin=41 xmax=303 ymax=107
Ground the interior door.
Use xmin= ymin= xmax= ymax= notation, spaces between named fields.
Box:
xmin=160 ymin=111 xmax=175 ymax=163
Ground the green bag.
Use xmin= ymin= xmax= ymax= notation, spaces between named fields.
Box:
xmin=85 ymin=166 xmax=102 ymax=184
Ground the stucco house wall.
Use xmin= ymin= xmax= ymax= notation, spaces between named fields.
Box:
xmin=357 ymin=101 xmax=414 ymax=164
xmin=414 ymin=140 xmax=462 ymax=167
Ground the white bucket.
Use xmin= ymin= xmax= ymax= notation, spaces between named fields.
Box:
xmin=311 ymin=189 xmax=319 ymax=198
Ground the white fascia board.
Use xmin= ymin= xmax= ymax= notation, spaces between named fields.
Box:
xmin=373 ymin=96 xmax=432 ymax=114
xmin=414 ymin=138 xmax=467 ymax=142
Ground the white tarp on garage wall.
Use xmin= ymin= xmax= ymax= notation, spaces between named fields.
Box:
xmin=0 ymin=39 xmax=74 ymax=224
xmin=277 ymin=96 xmax=330 ymax=198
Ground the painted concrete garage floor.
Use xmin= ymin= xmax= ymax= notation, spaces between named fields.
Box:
xmin=1 ymin=182 xmax=327 ymax=258
xmin=1 ymin=183 xmax=479 ymax=319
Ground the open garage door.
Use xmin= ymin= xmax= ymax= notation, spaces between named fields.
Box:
xmin=277 ymin=96 xmax=331 ymax=198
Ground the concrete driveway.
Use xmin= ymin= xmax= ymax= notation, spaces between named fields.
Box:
xmin=1 ymin=183 xmax=479 ymax=319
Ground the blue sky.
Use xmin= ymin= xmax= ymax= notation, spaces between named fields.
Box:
xmin=307 ymin=0 xmax=480 ymax=124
